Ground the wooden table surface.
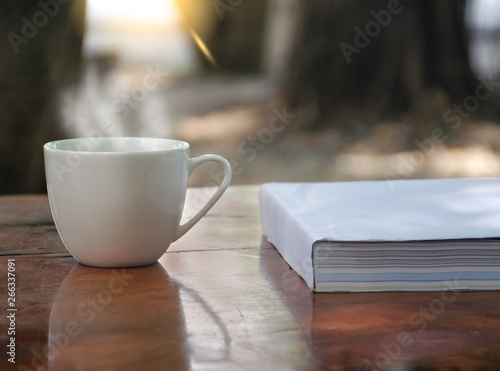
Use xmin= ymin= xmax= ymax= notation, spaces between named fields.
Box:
xmin=1 ymin=186 xmax=500 ymax=371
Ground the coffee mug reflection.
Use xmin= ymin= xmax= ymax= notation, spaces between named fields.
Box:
xmin=48 ymin=263 xmax=189 ymax=370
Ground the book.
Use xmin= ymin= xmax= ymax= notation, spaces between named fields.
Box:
xmin=259 ymin=178 xmax=500 ymax=292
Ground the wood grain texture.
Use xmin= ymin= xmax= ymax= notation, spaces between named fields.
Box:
xmin=1 ymin=186 xmax=500 ymax=370
xmin=260 ymin=239 xmax=500 ymax=370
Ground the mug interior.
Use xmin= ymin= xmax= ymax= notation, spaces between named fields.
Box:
xmin=44 ymin=137 xmax=189 ymax=153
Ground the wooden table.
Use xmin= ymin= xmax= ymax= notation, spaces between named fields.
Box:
xmin=1 ymin=186 xmax=500 ymax=370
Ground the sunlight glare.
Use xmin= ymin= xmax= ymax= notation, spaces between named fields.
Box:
xmin=87 ymin=0 xmax=181 ymax=24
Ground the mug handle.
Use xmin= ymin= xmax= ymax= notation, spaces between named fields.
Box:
xmin=174 ymin=155 xmax=232 ymax=241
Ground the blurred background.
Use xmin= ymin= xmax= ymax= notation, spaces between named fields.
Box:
xmin=1 ymin=0 xmax=500 ymax=194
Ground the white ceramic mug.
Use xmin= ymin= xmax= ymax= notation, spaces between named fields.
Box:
xmin=44 ymin=137 xmax=231 ymax=267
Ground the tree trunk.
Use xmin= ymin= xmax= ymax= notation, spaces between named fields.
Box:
xmin=286 ymin=0 xmax=478 ymax=129
xmin=0 ymin=0 xmax=85 ymax=194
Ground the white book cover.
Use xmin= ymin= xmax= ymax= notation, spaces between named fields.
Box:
xmin=259 ymin=178 xmax=500 ymax=292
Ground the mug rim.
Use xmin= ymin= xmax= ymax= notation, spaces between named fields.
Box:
xmin=44 ymin=137 xmax=190 ymax=154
